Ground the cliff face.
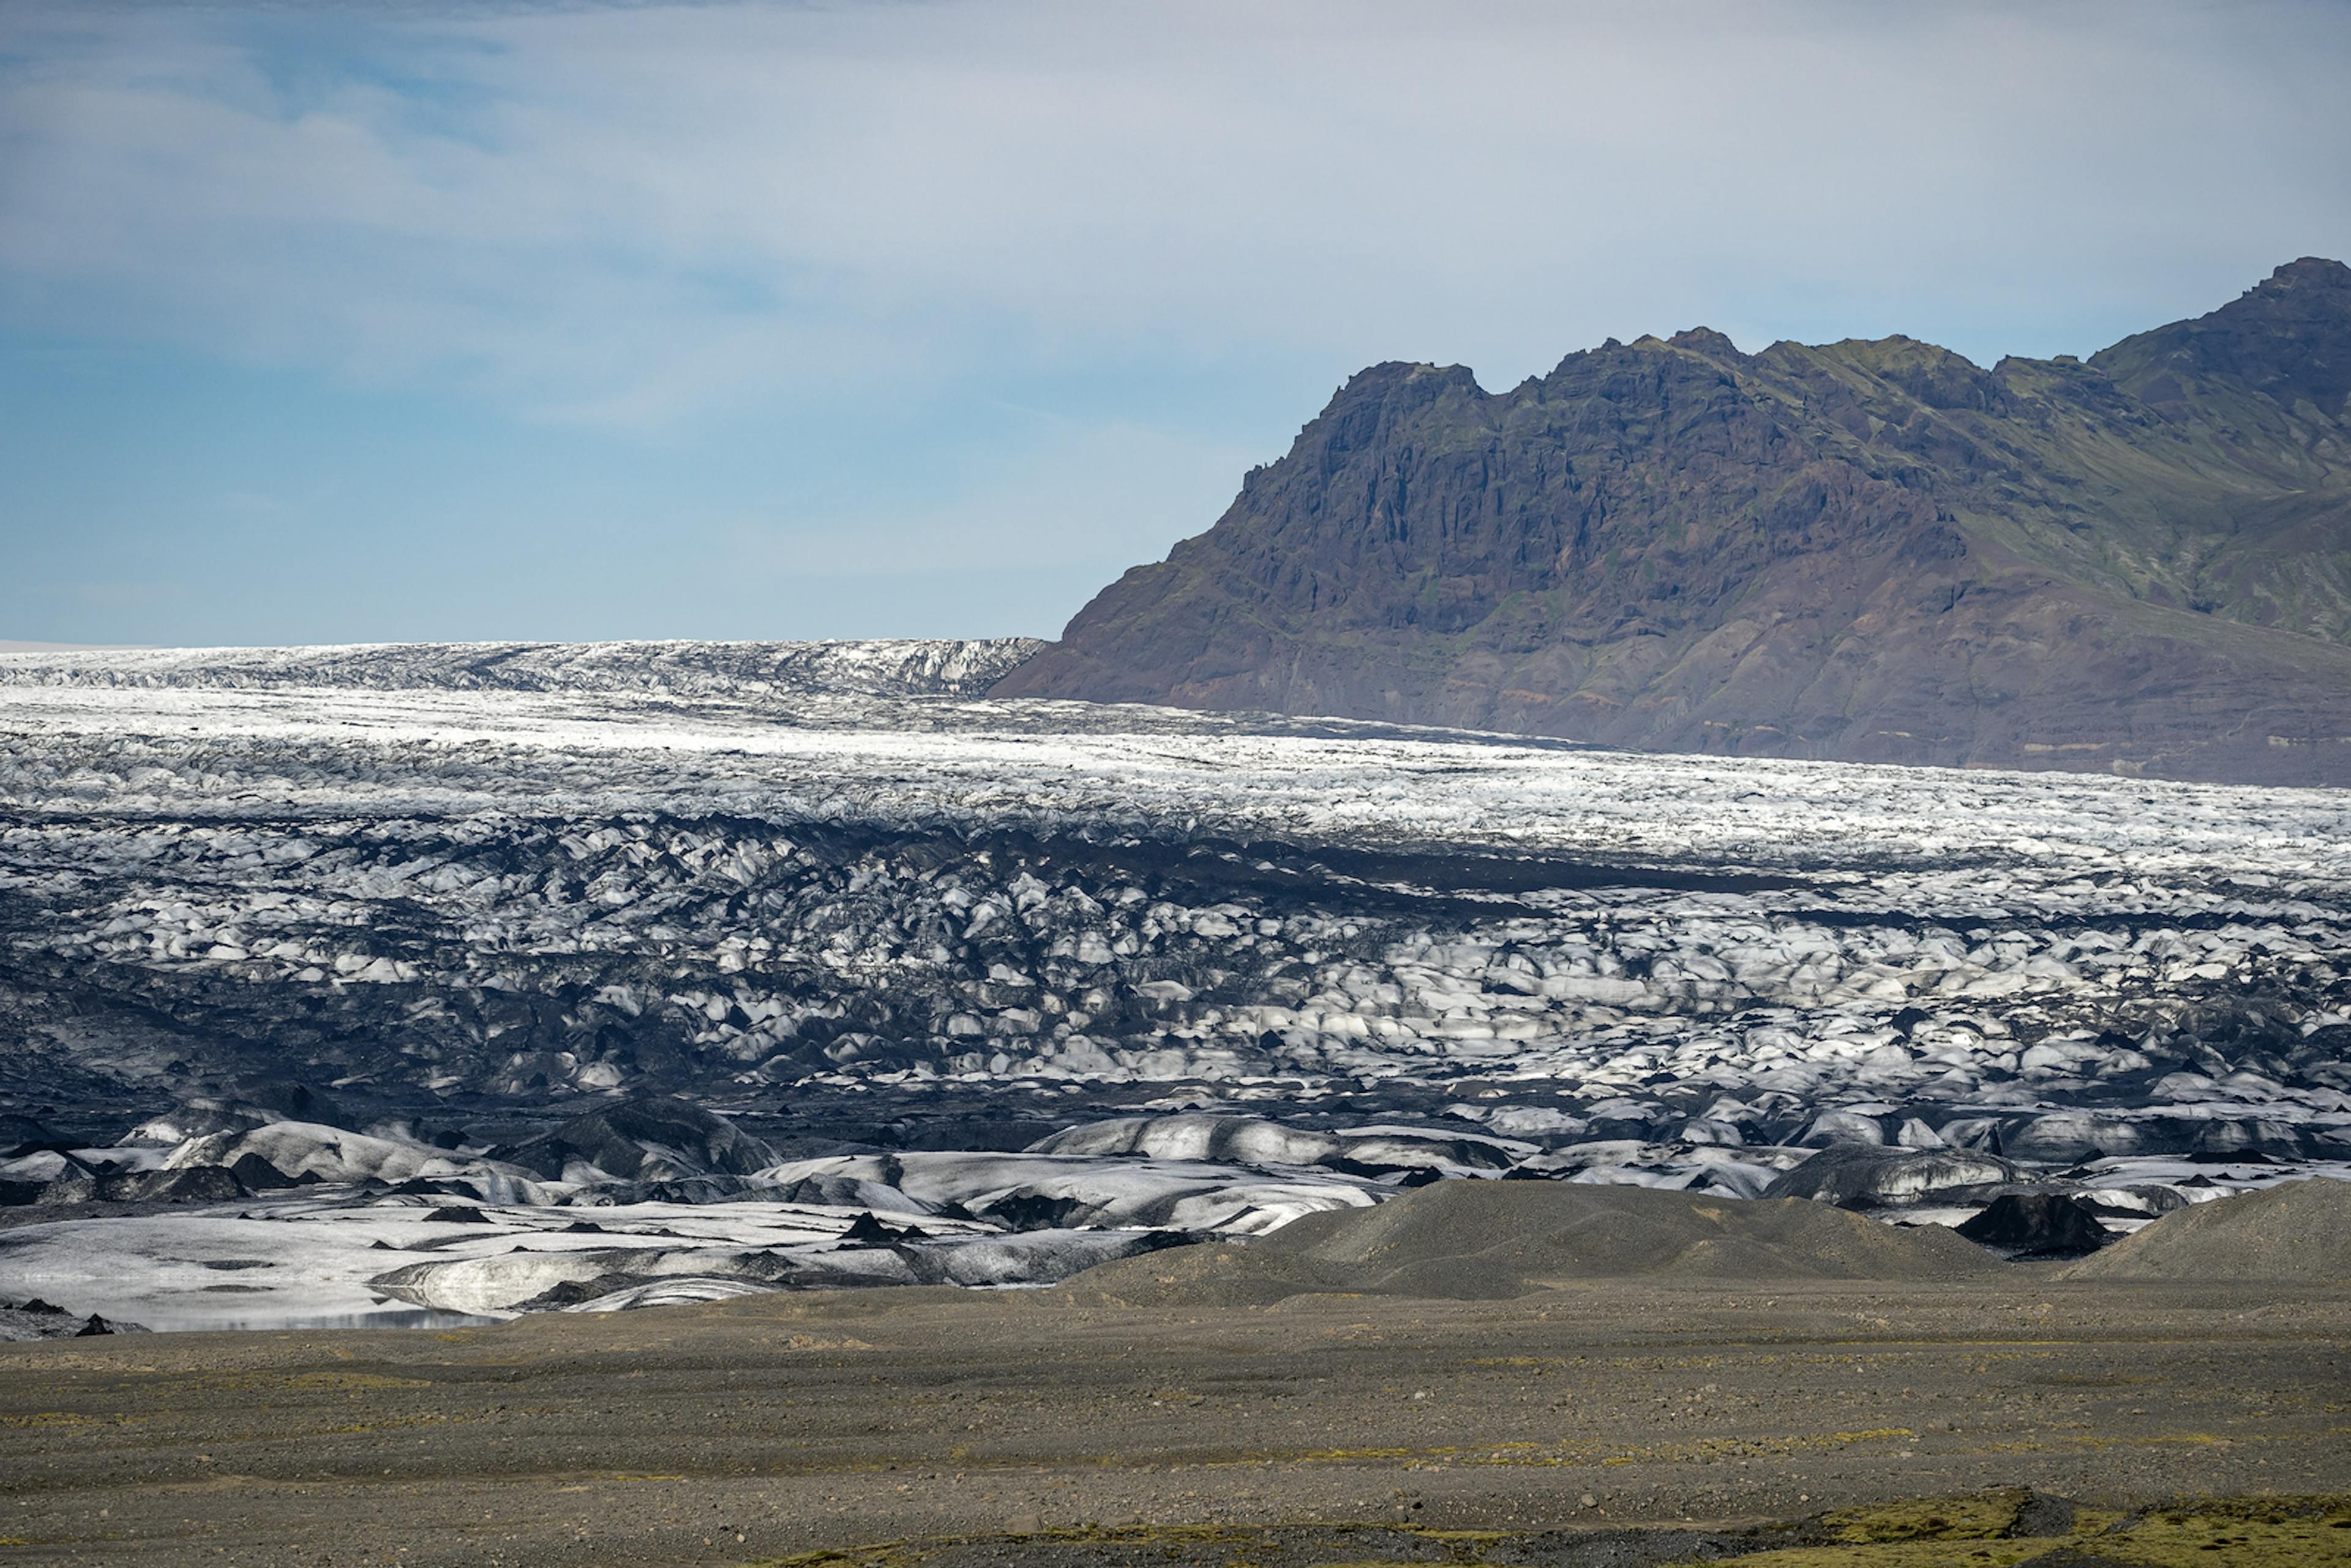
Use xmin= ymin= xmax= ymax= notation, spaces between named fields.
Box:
xmin=997 ymin=259 xmax=2351 ymax=785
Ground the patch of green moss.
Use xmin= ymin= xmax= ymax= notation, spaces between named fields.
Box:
xmin=2104 ymin=1498 xmax=2351 ymax=1568
xmin=1679 ymin=1493 xmax=2351 ymax=1568
xmin=1817 ymin=1490 xmax=2033 ymax=1542
xmin=1666 ymin=1545 xmax=2045 ymax=1567
xmin=747 ymin=1496 xmax=2351 ymax=1568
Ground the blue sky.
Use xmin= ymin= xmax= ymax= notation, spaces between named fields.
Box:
xmin=4 ymin=0 xmax=2347 ymax=647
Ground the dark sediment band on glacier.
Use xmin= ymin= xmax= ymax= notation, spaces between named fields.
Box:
xmin=3 ymin=640 xmax=2348 ymax=1331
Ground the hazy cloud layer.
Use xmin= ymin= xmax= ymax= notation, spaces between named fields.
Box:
xmin=2 ymin=0 xmax=2347 ymax=642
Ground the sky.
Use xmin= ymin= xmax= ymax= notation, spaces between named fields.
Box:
xmin=2 ymin=0 xmax=2347 ymax=648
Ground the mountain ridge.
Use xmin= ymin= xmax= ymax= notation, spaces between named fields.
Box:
xmin=997 ymin=259 xmax=2351 ymax=785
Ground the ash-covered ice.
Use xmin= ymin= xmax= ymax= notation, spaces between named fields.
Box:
xmin=2 ymin=639 xmax=2346 ymax=1327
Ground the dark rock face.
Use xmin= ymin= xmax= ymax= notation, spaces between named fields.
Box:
xmin=15 ymin=1163 xmax=271 ymax=1209
xmin=1955 ymin=1192 xmax=2117 ymax=1258
xmin=999 ymin=260 xmax=2351 ymax=785
xmin=0 ymin=1298 xmax=150 ymax=1341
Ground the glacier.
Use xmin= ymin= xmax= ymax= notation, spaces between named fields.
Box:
xmin=1 ymin=638 xmax=2345 ymax=1330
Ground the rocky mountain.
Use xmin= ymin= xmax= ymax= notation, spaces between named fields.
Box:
xmin=997 ymin=259 xmax=2351 ymax=786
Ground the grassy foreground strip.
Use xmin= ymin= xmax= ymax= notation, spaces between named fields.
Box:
xmin=760 ymin=1491 xmax=2351 ymax=1568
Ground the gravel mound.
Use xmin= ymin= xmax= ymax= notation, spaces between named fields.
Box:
xmin=1060 ymin=1179 xmax=2001 ymax=1304
xmin=1955 ymin=1193 xmax=2115 ymax=1258
xmin=2061 ymin=1176 xmax=2351 ymax=1281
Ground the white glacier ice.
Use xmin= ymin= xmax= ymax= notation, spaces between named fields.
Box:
xmin=1 ymin=639 xmax=2345 ymax=1327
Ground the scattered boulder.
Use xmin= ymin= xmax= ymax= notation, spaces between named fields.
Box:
xmin=2007 ymin=1491 xmax=2083 ymax=1539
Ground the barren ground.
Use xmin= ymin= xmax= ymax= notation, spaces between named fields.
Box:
xmin=3 ymin=1276 xmax=2347 ymax=1566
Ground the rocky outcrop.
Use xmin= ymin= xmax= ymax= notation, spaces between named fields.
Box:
xmin=1954 ymin=1192 xmax=2117 ymax=1258
xmin=999 ymin=260 xmax=2351 ymax=786
xmin=0 ymin=1299 xmax=148 ymax=1341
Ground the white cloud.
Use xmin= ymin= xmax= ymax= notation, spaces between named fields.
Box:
xmin=3 ymin=0 xmax=2347 ymax=430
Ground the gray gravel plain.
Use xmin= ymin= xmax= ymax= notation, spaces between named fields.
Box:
xmin=2 ymin=1275 xmax=2346 ymax=1567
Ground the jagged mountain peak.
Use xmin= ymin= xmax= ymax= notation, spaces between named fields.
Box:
xmin=997 ymin=261 xmax=2351 ymax=785
xmin=1661 ymin=326 xmax=1745 ymax=361
xmin=2092 ymin=253 xmax=2351 ymax=421
xmin=2246 ymin=253 xmax=2351 ymax=304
